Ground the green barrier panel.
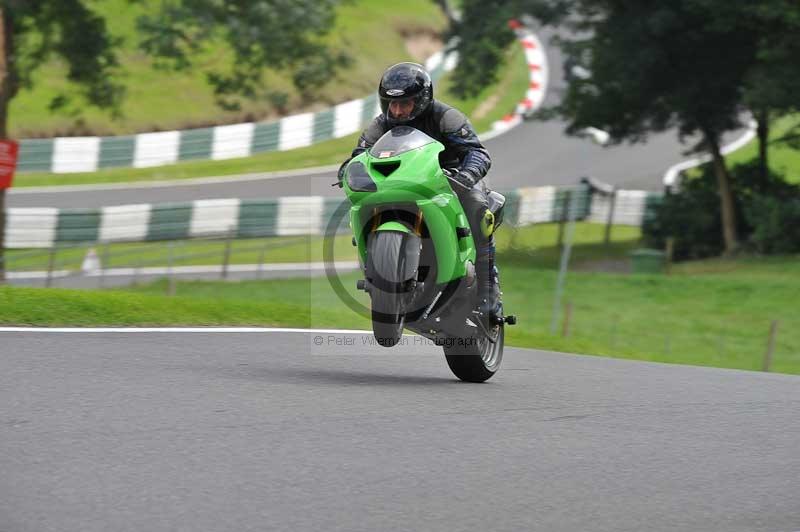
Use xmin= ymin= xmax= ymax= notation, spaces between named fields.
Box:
xmin=501 ymin=190 xmax=520 ymax=226
xmin=251 ymin=121 xmax=281 ymax=154
xmin=56 ymin=210 xmax=101 ymax=243
xmin=312 ymin=109 xmax=335 ymax=144
xmin=178 ymin=128 xmax=214 ymax=161
xmin=99 ymin=136 xmax=135 ymax=169
xmin=236 ymin=200 xmax=280 ymax=238
xmin=146 ymin=204 xmax=193 ymax=241
xmin=18 ymin=139 xmax=54 ymax=173
xmin=322 ymin=197 xmax=350 ymax=234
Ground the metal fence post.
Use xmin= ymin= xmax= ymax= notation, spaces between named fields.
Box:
xmin=99 ymin=243 xmax=110 ymax=288
xmin=257 ymin=239 xmax=269 ymax=280
xmin=551 ymin=189 xmax=576 ymax=334
xmin=665 ymin=237 xmax=675 ymax=274
xmin=561 ymin=301 xmax=573 ymax=337
xmin=557 ymin=190 xmax=571 ymax=249
xmin=762 ymin=320 xmax=780 ymax=372
xmin=222 ymin=228 xmax=233 ymax=280
xmin=166 ymin=241 xmax=176 ymax=296
xmin=45 ymin=246 xmax=57 ymax=288
xmin=132 ymin=256 xmax=141 ymax=287
xmin=604 ymin=187 xmax=617 ymax=246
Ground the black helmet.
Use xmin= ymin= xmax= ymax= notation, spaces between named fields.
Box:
xmin=378 ymin=62 xmax=433 ymax=125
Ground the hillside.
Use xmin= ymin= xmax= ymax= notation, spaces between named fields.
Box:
xmin=9 ymin=0 xmax=447 ymax=138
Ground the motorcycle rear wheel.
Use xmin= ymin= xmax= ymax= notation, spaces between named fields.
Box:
xmin=444 ymin=324 xmax=504 ymax=382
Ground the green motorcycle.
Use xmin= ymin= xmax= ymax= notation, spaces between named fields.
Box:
xmin=340 ymin=126 xmax=516 ymax=382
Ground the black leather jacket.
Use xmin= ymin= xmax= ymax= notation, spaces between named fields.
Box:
xmin=346 ymin=100 xmax=492 ymax=182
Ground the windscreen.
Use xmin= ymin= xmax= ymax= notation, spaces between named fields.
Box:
xmin=369 ymin=126 xmax=436 ymax=158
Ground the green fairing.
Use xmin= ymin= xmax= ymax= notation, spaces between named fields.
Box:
xmin=343 ymin=138 xmax=475 ymax=284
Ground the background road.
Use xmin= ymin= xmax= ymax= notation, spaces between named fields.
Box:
xmin=2 ymin=330 xmax=799 ymax=532
xmin=7 ymin=30 xmax=737 ymax=210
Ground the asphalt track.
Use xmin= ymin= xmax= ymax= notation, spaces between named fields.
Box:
xmin=1 ymin=329 xmax=799 ymax=532
xmin=7 ymin=30 xmax=741 ymax=210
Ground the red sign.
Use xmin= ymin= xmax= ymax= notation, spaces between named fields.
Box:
xmin=0 ymin=139 xmax=19 ymax=189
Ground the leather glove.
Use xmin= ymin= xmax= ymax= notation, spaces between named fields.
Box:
xmin=442 ymin=167 xmax=475 ymax=189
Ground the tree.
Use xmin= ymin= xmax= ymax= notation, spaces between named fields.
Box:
xmin=565 ymin=0 xmax=762 ymax=254
xmin=136 ymin=0 xmax=349 ymax=110
xmin=0 ymin=1 xmax=125 ymax=281
xmin=454 ymin=0 xmax=775 ymax=254
xmin=741 ymin=1 xmax=800 ymax=183
xmin=447 ymin=0 xmax=567 ymax=99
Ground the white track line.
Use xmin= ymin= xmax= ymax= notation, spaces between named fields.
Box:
xmin=0 ymin=327 xmax=374 ymax=334
xmin=6 ymin=261 xmax=360 ymax=280
xmin=663 ymin=117 xmax=757 ymax=188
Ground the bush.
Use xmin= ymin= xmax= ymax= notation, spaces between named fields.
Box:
xmin=746 ymin=195 xmax=800 ymax=254
xmin=643 ymin=161 xmax=800 ymax=260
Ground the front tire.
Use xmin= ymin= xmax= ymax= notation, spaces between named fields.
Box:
xmin=444 ymin=324 xmax=504 ymax=382
xmin=368 ymin=231 xmax=408 ymax=348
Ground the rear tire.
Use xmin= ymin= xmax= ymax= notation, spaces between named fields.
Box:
xmin=368 ymin=231 xmax=409 ymax=348
xmin=444 ymin=324 xmax=504 ymax=382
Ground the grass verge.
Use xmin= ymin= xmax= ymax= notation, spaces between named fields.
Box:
xmin=4 ymin=223 xmax=798 ymax=375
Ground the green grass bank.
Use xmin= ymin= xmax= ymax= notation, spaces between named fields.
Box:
xmin=3 ymin=223 xmax=798 ymax=375
xmin=11 ymin=0 xmax=447 ymax=138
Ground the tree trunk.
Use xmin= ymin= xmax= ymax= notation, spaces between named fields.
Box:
xmin=705 ymin=130 xmax=739 ymax=255
xmin=756 ymin=108 xmax=769 ymax=184
xmin=433 ymin=0 xmax=459 ymax=26
xmin=0 ymin=8 xmax=10 ymax=282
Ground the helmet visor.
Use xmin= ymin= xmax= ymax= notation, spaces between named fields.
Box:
xmin=380 ymin=94 xmax=426 ymax=124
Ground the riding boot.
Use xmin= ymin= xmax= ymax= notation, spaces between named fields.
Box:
xmin=475 ymin=241 xmax=500 ymax=317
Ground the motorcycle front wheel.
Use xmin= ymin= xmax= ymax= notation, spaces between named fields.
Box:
xmin=368 ymin=231 xmax=408 ymax=348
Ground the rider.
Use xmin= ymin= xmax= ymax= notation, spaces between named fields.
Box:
xmin=338 ymin=62 xmax=500 ymax=316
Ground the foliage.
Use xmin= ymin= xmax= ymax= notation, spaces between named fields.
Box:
xmin=3 ymin=0 xmax=126 ymax=118
xmin=741 ymin=2 xmax=800 ymax=118
xmin=447 ymin=0 xmax=565 ymax=98
xmin=644 ymin=161 xmax=800 ymax=259
xmin=136 ymin=0 xmax=351 ymax=110
xmin=1 ymin=1 xmax=131 ymax=280
xmin=746 ymin=195 xmax=800 ymax=255
xmin=454 ymin=1 xmax=800 ymax=254
xmin=725 ymin=113 xmax=800 ymax=184
xmin=8 ymin=0 xmax=448 ymax=136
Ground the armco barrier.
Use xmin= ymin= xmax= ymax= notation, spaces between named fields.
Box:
xmin=4 ymin=183 xmax=660 ymax=249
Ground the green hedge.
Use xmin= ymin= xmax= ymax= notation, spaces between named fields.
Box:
xmin=644 ymin=161 xmax=800 ymax=259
